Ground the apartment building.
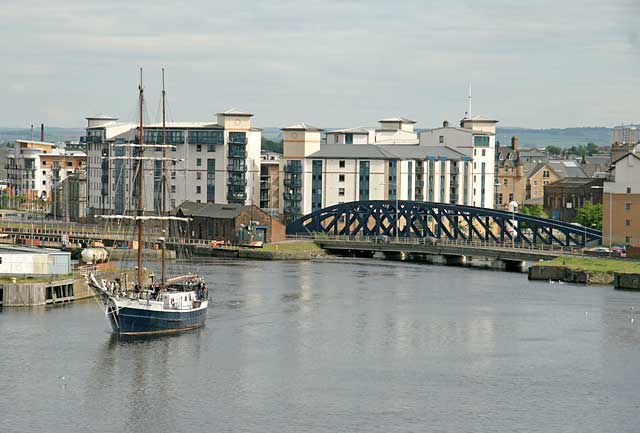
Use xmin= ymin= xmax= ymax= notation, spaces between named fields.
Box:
xmin=279 ymin=121 xmax=472 ymax=222
xmin=603 ymin=147 xmax=640 ymax=247
xmin=84 ymin=109 xmax=261 ymax=216
xmin=420 ymin=116 xmax=498 ymax=209
xmin=260 ymin=151 xmax=280 ymax=215
xmin=526 ymin=160 xmax=587 ymax=204
xmin=6 ymin=140 xmax=86 ymax=204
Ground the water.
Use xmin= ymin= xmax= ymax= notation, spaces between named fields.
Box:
xmin=2 ymin=258 xmax=640 ymax=433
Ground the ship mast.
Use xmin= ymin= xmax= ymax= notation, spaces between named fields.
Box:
xmin=161 ymin=68 xmax=167 ymax=290
xmin=137 ymin=68 xmax=144 ymax=288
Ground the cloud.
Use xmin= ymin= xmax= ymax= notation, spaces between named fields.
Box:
xmin=0 ymin=0 xmax=639 ymax=128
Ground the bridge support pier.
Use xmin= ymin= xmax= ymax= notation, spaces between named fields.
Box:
xmin=444 ymin=255 xmax=466 ymax=266
xmin=488 ymin=259 xmax=526 ymax=272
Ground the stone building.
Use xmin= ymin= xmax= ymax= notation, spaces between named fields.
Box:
xmin=495 ymin=137 xmax=526 ymax=209
xmin=543 ymin=177 xmax=604 ymax=222
xmin=173 ymin=201 xmax=286 ymax=243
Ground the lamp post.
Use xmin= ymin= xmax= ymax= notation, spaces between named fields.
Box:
xmin=508 ymin=200 xmax=518 ymax=247
xmin=590 ymin=185 xmax=608 ymax=250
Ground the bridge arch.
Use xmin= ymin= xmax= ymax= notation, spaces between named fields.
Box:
xmin=286 ymin=200 xmax=602 ymax=247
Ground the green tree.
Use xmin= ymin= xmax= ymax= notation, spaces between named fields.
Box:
xmin=585 ymin=142 xmax=600 ymax=155
xmin=575 ymin=201 xmax=602 ymax=230
xmin=546 ymin=145 xmax=562 ymax=155
xmin=520 ymin=204 xmax=548 ymax=219
xmin=261 ymin=137 xmax=282 ymax=153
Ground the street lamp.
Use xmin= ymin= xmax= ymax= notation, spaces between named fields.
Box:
xmin=590 ymin=185 xmax=609 ymax=251
xmin=508 ymin=200 xmax=518 ymax=246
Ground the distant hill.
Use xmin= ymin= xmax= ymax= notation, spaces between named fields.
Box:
xmin=0 ymin=127 xmax=83 ymax=146
xmin=263 ymin=126 xmax=613 ymax=149
xmin=1 ymin=126 xmax=613 ymax=150
xmin=496 ymin=127 xmax=611 ymax=149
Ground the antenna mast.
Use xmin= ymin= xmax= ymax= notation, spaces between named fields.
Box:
xmin=161 ymin=68 xmax=167 ymax=291
xmin=137 ymin=68 xmax=144 ymax=288
xmin=467 ymin=82 xmax=472 ymax=118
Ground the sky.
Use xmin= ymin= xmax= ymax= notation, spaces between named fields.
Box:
xmin=1 ymin=0 xmax=639 ymax=129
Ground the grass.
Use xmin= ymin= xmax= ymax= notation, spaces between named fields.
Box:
xmin=261 ymin=241 xmax=321 ymax=253
xmin=539 ymin=256 xmax=640 ymax=275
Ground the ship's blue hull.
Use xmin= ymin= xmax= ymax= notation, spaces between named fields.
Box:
xmin=109 ymin=305 xmax=207 ymax=335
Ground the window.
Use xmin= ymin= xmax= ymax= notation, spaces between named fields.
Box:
xmin=196 ymin=172 xmax=202 ymax=180
xmin=339 ymin=174 xmax=345 ymax=182
xmin=482 ymin=149 xmax=486 ymax=157
xmin=196 ymin=185 xmax=201 ymax=194
xmin=42 ymin=180 xmax=46 ymax=185
xmin=171 ymin=185 xmax=176 ymax=193
xmin=338 ymin=188 xmax=345 ymax=196
xmin=533 ymin=180 xmax=538 ymax=186
xmin=339 ymin=160 xmax=345 ymax=168
xmin=533 ymin=191 xmax=537 ymax=197
xmin=196 ymin=145 xmax=202 ymax=152
xmin=66 ymin=161 xmax=72 ymax=167
xmin=625 ymin=203 xmax=632 ymax=210
xmin=196 ymin=158 xmax=202 ymax=167
xmin=504 ymin=179 xmax=508 ymax=187
xmin=345 ymin=133 xmax=353 ymax=144
xmin=439 ymin=135 xmax=444 ymax=144
xmin=626 ymin=220 xmax=631 ymax=226
xmin=498 ymin=193 xmax=503 ymax=204
xmin=543 ymin=170 xmax=550 ymax=178
xmin=42 ymin=161 xmax=47 ymax=166
xmin=627 ymin=187 xmax=632 ymax=193
xmin=626 ymin=236 xmax=632 ymax=244
xmin=474 ymin=135 xmax=490 ymax=147
xmin=171 ymin=171 xmax=176 ymax=180
xmin=544 ymin=180 xmax=549 ymax=185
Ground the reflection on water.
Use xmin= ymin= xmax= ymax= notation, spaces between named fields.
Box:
xmin=1 ymin=258 xmax=640 ymax=433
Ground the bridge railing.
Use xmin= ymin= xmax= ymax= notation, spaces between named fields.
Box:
xmin=294 ymin=234 xmax=586 ymax=255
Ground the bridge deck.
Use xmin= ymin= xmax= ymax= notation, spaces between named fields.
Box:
xmin=314 ymin=237 xmax=581 ymax=262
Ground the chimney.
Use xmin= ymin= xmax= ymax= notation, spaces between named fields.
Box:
xmin=511 ymin=136 xmax=518 ymax=151
xmin=443 ymin=120 xmax=449 ymax=128
xmin=40 ymin=123 xmax=44 ymax=142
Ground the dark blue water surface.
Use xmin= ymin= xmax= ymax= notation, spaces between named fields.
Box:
xmin=2 ymin=258 xmax=640 ymax=433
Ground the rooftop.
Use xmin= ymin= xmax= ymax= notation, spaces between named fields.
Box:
xmin=281 ymin=123 xmax=322 ymax=132
xmin=327 ymin=127 xmax=372 ymax=134
xmin=379 ymin=117 xmax=416 ymax=124
xmin=307 ymin=144 xmax=469 ymax=161
xmin=217 ymin=108 xmax=253 ymax=117
xmin=174 ymin=201 xmax=255 ymax=219
xmin=461 ymin=115 xmax=498 ymax=123
xmin=0 ymin=245 xmax=69 ymax=255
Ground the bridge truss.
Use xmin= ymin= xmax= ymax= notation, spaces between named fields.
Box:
xmin=286 ymin=200 xmax=602 ymax=247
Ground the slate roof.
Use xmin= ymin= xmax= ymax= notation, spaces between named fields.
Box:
xmin=174 ymin=201 xmax=247 ymax=219
xmin=307 ymin=144 xmax=469 ymax=160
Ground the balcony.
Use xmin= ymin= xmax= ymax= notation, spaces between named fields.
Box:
xmin=227 ymin=164 xmax=247 ymax=173
xmin=283 ymin=177 xmax=302 ymax=188
xmin=227 ymin=191 xmax=247 ymax=201
xmin=227 ymin=176 xmax=247 ymax=187
xmin=284 ymin=164 xmax=303 ymax=174
xmin=228 ymin=136 xmax=247 ymax=145
xmin=283 ymin=192 xmax=302 ymax=201
xmin=228 ymin=149 xmax=248 ymax=158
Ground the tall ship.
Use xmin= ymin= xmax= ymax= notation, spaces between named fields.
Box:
xmin=87 ymin=69 xmax=208 ymax=335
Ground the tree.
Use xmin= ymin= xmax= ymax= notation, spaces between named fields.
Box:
xmin=261 ymin=137 xmax=282 ymax=154
xmin=575 ymin=201 xmax=602 ymax=230
xmin=546 ymin=145 xmax=562 ymax=155
xmin=520 ymin=204 xmax=548 ymax=219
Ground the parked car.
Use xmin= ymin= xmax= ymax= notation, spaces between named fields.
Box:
xmin=584 ymin=246 xmax=611 ymax=257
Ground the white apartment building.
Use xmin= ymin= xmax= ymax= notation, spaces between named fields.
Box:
xmin=85 ymin=109 xmax=261 ymax=215
xmin=420 ymin=117 xmax=498 ymax=208
xmin=612 ymin=125 xmax=640 ymax=144
xmin=279 ymin=120 xmax=473 ymax=222
xmin=6 ymin=140 xmax=86 ymax=204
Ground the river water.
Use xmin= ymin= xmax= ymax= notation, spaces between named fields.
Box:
xmin=1 ymin=258 xmax=640 ymax=433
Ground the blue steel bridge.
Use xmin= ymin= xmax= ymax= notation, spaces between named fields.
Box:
xmin=286 ymin=200 xmax=603 ymax=247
